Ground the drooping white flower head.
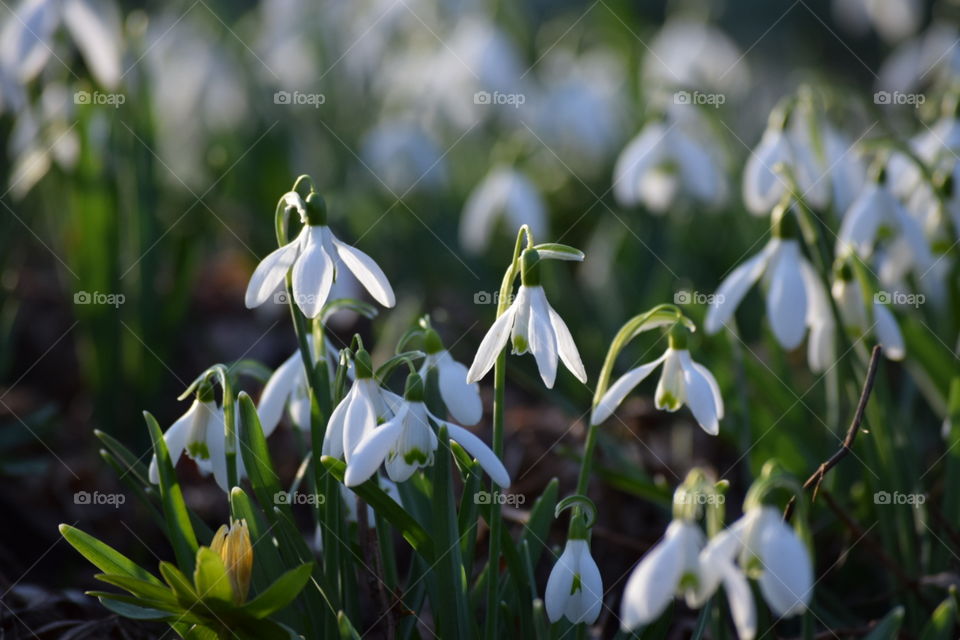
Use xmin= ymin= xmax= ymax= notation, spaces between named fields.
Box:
xmin=257 ymin=336 xmax=343 ymax=434
xmin=245 ymin=191 xmax=395 ymax=319
xmin=701 ymin=506 xmax=814 ymax=620
xmin=466 ymin=249 xmax=587 ymax=389
xmin=323 ymin=349 xmax=393 ymax=463
xmin=344 ymin=373 xmax=509 ymax=488
xmin=420 ymin=329 xmax=482 ymax=426
xmin=705 ymin=217 xmax=835 ymax=372
xmin=459 ymin=167 xmax=547 ymax=256
xmin=837 ymin=178 xmax=934 ymax=283
xmin=831 ymin=276 xmax=905 ymax=360
xmin=544 ymin=538 xmax=603 ymax=624
xmin=620 ymin=519 xmax=704 ymax=630
xmin=591 ymin=345 xmax=723 ymax=435
xmin=148 ymin=390 xmax=245 ymax=493
xmin=613 ymin=109 xmax=728 ymax=213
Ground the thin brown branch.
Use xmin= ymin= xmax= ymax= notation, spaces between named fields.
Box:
xmin=784 ymin=345 xmax=882 ymax=521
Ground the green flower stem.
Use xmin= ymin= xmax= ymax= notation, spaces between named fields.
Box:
xmin=484 ymin=226 xmax=533 ymax=640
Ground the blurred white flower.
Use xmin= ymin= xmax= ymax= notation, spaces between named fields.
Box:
xmin=643 ymin=19 xmax=749 ymax=95
xmin=466 ymin=280 xmax=587 ymax=389
xmin=613 ymin=108 xmax=728 ymax=213
xmin=706 ymin=235 xmax=835 ymax=371
xmin=344 ymin=374 xmax=509 ymax=487
xmin=244 ymin=192 xmax=395 ymax=318
xmin=544 ymin=538 xmax=603 ymax=624
xmin=831 ymin=277 xmax=905 ymax=360
xmin=148 ymin=395 xmax=246 ymax=493
xmin=877 ymin=23 xmax=960 ymax=92
xmin=620 ymin=519 xmax=704 ymax=630
xmin=0 ymin=0 xmax=122 ymax=90
xmin=837 ymin=179 xmax=934 ymax=282
xmin=7 ymin=83 xmax=80 ymax=197
xmin=362 ymin=120 xmax=447 ymax=194
xmin=460 ymin=167 xmax=547 ymax=255
xmin=592 ymin=346 xmax=723 ymax=435
xmin=833 ymin=0 xmax=922 ymax=44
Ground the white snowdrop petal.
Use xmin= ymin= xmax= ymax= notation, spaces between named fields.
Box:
xmin=444 ymin=422 xmax=510 ymax=488
xmin=576 ymin=543 xmax=604 ymax=624
xmin=437 ymin=353 xmax=483 ymax=426
xmin=721 ymin=563 xmax=757 ymax=640
xmin=705 ymin=239 xmax=780 ymax=334
xmin=547 ymin=305 xmax=588 ymax=383
xmin=466 ymin=303 xmax=518 ymax=383
xmin=591 ymin=356 xmax=666 ymax=425
xmin=545 ymin=543 xmax=578 ymax=623
xmin=344 ymin=407 xmax=407 ymax=487
xmin=613 ymin=123 xmax=669 ymax=206
xmin=148 ymin=404 xmax=195 ymax=484
xmin=838 ymin=185 xmax=883 ymax=257
xmin=691 ymin=361 xmax=724 ymax=421
xmin=333 ymin=237 xmax=396 ymax=307
xmin=257 ymin=350 xmax=303 ymax=437
xmin=322 ymin=386 xmax=353 ymax=460
xmin=743 ymin=130 xmax=789 ymax=215
xmin=679 ymin=352 xmax=720 ymax=435
xmin=765 ymin=241 xmax=808 ymax=349
xmin=62 ymin=0 xmax=122 ymax=89
xmin=343 ymin=382 xmax=378 ymax=462
xmin=757 ymin=513 xmax=814 ymax=617
xmin=873 ymin=303 xmax=905 ymax=360
xmin=527 ymin=287 xmax=559 ymax=387
xmin=244 ymin=236 xmax=301 ymax=308
xmin=655 ymin=349 xmax=686 ymax=412
xmin=620 ymin=523 xmax=686 ymax=629
xmin=292 ymin=227 xmax=335 ymax=318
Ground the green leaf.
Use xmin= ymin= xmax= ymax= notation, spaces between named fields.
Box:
xmin=230 ymin=487 xmax=285 ymax=596
xmin=160 ymin=561 xmax=199 ymax=606
xmin=236 ymin=393 xmax=289 ymax=521
xmin=863 ymin=606 xmax=904 ymax=640
xmin=532 ymin=242 xmax=585 ymax=262
xmin=243 ymin=563 xmax=314 ymax=618
xmin=321 ymin=298 xmax=379 ymax=322
xmin=321 ymin=456 xmax=434 ymax=560
xmin=94 ymin=573 xmax=178 ymax=605
xmin=337 ymin=611 xmax=362 ymax=639
xmin=193 ymin=547 xmax=235 ymax=603
xmin=920 ymin=596 xmax=956 ymax=640
xmin=94 ymin=429 xmax=151 ymax=487
xmin=59 ymin=524 xmax=162 ymax=585
xmin=145 ymin=411 xmax=199 ymax=573
xmin=96 ymin=597 xmax=174 ymax=620
xmin=519 ymin=477 xmax=559 ymax=568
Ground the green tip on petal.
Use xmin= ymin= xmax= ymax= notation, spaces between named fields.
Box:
xmin=403 ymin=448 xmax=430 ymax=465
xmin=188 ymin=441 xmax=211 ymax=460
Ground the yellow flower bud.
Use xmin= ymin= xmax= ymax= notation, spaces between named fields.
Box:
xmin=210 ymin=519 xmax=253 ymax=603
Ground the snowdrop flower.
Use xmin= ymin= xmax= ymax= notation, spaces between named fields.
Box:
xmin=620 ymin=519 xmax=705 ymax=629
xmin=591 ymin=338 xmax=723 ymax=435
xmin=544 ymin=538 xmax=603 ymax=624
xmin=643 ymin=19 xmax=748 ymax=95
xmin=344 ymin=373 xmax=509 ymax=488
xmin=420 ymin=329 xmax=482 ymax=425
xmin=831 ymin=275 xmax=905 ymax=359
xmin=743 ymin=108 xmax=830 ymax=215
xmin=613 ymin=111 xmax=728 ymax=213
xmin=459 ymin=167 xmax=547 ymax=255
xmin=244 ymin=191 xmax=395 ymax=318
xmin=702 ymin=506 xmax=814 ymax=620
xmin=466 ymin=250 xmax=587 ymax=389
xmin=148 ymin=386 xmax=244 ymax=493
xmin=323 ymin=349 xmax=392 ymax=463
xmin=837 ymin=177 xmax=934 ymax=281
xmin=877 ymin=23 xmax=960 ymax=93
xmin=705 ymin=214 xmax=835 ymax=371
